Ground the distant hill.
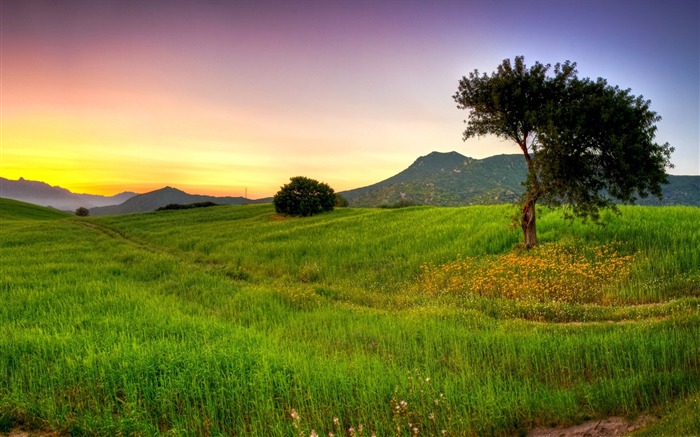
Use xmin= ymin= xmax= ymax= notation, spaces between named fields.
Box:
xmin=340 ymin=152 xmax=527 ymax=206
xmin=0 ymin=197 xmax=71 ymax=221
xmin=634 ymin=175 xmax=700 ymax=206
xmin=339 ymin=152 xmax=700 ymax=207
xmin=89 ymin=186 xmax=270 ymax=216
xmin=0 ymin=177 xmax=136 ymax=211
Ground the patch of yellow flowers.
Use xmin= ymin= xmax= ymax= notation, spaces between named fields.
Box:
xmin=419 ymin=240 xmax=634 ymax=304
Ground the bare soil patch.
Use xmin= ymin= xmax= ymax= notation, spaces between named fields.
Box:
xmin=528 ymin=415 xmax=657 ymax=436
xmin=0 ymin=415 xmax=660 ymax=437
xmin=0 ymin=430 xmax=62 ymax=437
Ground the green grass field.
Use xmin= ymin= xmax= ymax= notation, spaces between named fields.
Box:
xmin=1 ymin=198 xmax=699 ymax=436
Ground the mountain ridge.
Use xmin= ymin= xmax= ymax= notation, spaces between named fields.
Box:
xmin=0 ymin=177 xmax=137 ymax=211
xmin=339 ymin=152 xmax=527 ymax=206
xmin=338 ymin=152 xmax=700 ymax=207
xmin=89 ymin=186 xmax=270 ymax=216
xmin=3 ymin=152 xmax=698 ymax=214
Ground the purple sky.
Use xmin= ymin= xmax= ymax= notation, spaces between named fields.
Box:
xmin=3 ymin=0 xmax=698 ymax=196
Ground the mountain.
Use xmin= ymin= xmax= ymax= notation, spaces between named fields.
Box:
xmin=340 ymin=152 xmax=527 ymax=206
xmin=0 ymin=177 xmax=136 ymax=211
xmin=4 ymin=153 xmax=696 ymax=214
xmin=89 ymin=186 xmax=270 ymax=216
xmin=633 ymin=175 xmax=700 ymax=206
xmin=339 ymin=152 xmax=700 ymax=207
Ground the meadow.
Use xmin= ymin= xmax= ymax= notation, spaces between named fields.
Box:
xmin=1 ymin=197 xmax=699 ymax=436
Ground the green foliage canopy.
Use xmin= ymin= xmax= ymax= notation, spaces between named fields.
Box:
xmin=453 ymin=56 xmax=674 ymax=244
xmin=273 ymin=176 xmax=335 ymax=216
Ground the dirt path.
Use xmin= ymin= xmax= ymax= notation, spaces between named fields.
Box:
xmin=73 ymin=220 xmax=160 ymax=254
xmin=528 ymin=415 xmax=656 ymax=436
xmin=2 ymin=415 xmax=658 ymax=437
xmin=0 ymin=431 xmax=60 ymax=437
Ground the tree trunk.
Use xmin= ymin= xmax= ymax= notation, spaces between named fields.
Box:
xmin=521 ymin=199 xmax=537 ymax=248
xmin=517 ymin=139 xmax=537 ymax=247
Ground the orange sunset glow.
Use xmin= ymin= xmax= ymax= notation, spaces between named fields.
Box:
xmin=2 ymin=1 xmax=698 ymax=198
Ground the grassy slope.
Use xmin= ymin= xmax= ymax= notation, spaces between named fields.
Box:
xmin=1 ymin=203 xmax=699 ymax=435
xmin=0 ymin=198 xmax=70 ymax=221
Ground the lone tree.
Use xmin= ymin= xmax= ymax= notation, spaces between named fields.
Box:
xmin=273 ymin=176 xmax=336 ymax=217
xmin=454 ymin=56 xmax=673 ymax=247
xmin=75 ymin=207 xmax=90 ymax=217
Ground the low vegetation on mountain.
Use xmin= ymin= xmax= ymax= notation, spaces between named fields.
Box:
xmin=339 ymin=152 xmax=699 ymax=209
xmin=340 ymin=152 xmax=527 ymax=207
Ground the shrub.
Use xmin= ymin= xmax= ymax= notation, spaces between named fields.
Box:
xmin=156 ymin=202 xmax=219 ymax=211
xmin=334 ymin=193 xmax=349 ymax=207
xmin=75 ymin=207 xmax=90 ymax=217
xmin=273 ymin=176 xmax=335 ymax=217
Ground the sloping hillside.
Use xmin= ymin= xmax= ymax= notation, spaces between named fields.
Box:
xmin=339 ymin=152 xmax=700 ymax=207
xmin=0 ymin=197 xmax=71 ymax=220
xmin=634 ymin=175 xmax=700 ymax=206
xmin=340 ymin=152 xmax=527 ymax=206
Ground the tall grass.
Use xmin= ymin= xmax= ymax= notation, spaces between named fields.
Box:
xmin=1 ymin=202 xmax=698 ymax=435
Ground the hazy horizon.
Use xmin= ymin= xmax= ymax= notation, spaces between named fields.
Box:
xmin=3 ymin=150 xmax=504 ymax=198
xmin=3 ymin=0 xmax=699 ymax=198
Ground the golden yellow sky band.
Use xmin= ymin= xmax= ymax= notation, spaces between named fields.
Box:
xmin=2 ymin=1 xmax=697 ymax=198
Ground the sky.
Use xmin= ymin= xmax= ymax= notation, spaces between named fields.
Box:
xmin=2 ymin=0 xmax=699 ymax=198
